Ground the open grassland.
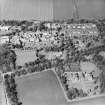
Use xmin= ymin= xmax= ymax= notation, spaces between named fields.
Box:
xmin=16 ymin=70 xmax=66 ymax=105
xmin=16 ymin=70 xmax=105 ymax=105
xmin=15 ymin=50 xmax=37 ymax=66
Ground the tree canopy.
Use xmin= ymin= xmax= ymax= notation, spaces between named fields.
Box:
xmin=0 ymin=45 xmax=17 ymax=73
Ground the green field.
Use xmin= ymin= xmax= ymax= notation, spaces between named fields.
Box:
xmin=15 ymin=50 xmax=37 ymax=66
xmin=16 ymin=70 xmax=66 ymax=105
xmin=16 ymin=70 xmax=105 ymax=105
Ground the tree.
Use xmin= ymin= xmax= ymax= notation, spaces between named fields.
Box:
xmin=4 ymin=74 xmax=22 ymax=105
xmin=99 ymin=72 xmax=105 ymax=93
xmin=0 ymin=45 xmax=17 ymax=72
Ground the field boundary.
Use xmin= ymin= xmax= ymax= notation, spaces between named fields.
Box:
xmin=67 ymin=94 xmax=105 ymax=103
xmin=52 ymin=69 xmax=68 ymax=101
xmin=52 ymin=69 xmax=105 ymax=103
xmin=15 ymin=68 xmax=55 ymax=80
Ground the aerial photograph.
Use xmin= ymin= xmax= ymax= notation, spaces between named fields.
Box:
xmin=0 ymin=0 xmax=105 ymax=105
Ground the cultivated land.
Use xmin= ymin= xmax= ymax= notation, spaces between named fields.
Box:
xmin=16 ymin=70 xmax=66 ymax=105
xmin=16 ymin=70 xmax=105 ymax=105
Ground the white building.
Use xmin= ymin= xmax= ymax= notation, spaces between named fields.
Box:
xmin=0 ymin=25 xmax=11 ymax=31
xmin=10 ymin=35 xmax=20 ymax=45
xmin=0 ymin=36 xmax=9 ymax=44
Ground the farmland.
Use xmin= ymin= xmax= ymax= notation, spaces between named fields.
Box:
xmin=15 ymin=70 xmax=105 ymax=105
xmin=16 ymin=70 xmax=66 ymax=105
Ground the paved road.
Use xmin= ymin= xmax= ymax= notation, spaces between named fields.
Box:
xmin=0 ymin=83 xmax=2 ymax=105
xmin=0 ymin=82 xmax=7 ymax=105
xmin=69 ymin=96 xmax=105 ymax=105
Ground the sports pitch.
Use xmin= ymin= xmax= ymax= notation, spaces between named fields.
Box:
xmin=16 ymin=70 xmax=66 ymax=105
xmin=16 ymin=70 xmax=105 ymax=105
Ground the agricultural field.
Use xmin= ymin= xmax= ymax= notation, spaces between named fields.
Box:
xmin=15 ymin=70 xmax=105 ymax=105
xmin=16 ymin=70 xmax=66 ymax=105
xmin=15 ymin=49 xmax=37 ymax=66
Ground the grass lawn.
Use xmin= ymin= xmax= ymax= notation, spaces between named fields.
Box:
xmin=16 ymin=70 xmax=105 ymax=105
xmin=15 ymin=50 xmax=37 ymax=66
xmin=16 ymin=70 xmax=66 ymax=105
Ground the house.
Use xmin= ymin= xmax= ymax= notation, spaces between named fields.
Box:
xmin=64 ymin=71 xmax=93 ymax=88
xmin=44 ymin=23 xmax=51 ymax=29
xmin=10 ymin=35 xmax=20 ymax=45
xmin=0 ymin=35 xmax=9 ymax=44
xmin=11 ymin=26 xmax=21 ymax=31
xmin=73 ymin=39 xmax=86 ymax=50
xmin=51 ymin=23 xmax=61 ymax=29
xmin=0 ymin=25 xmax=11 ymax=31
xmin=64 ymin=23 xmax=99 ymax=38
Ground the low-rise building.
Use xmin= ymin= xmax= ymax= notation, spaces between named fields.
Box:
xmin=0 ymin=35 xmax=9 ymax=44
xmin=0 ymin=25 xmax=11 ymax=31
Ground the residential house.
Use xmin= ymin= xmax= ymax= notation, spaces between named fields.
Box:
xmin=0 ymin=35 xmax=9 ymax=44
xmin=0 ymin=25 xmax=11 ymax=31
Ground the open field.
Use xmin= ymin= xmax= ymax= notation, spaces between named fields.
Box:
xmin=15 ymin=50 xmax=37 ymax=66
xmin=16 ymin=70 xmax=105 ymax=105
xmin=16 ymin=70 xmax=66 ymax=105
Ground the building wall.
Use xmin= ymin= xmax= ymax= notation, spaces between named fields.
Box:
xmin=53 ymin=0 xmax=105 ymax=20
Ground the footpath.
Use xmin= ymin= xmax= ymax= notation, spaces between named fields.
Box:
xmin=0 ymin=81 xmax=7 ymax=105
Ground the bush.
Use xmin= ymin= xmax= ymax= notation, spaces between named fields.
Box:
xmin=21 ymin=69 xmax=27 ymax=75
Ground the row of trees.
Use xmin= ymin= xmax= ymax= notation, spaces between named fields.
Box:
xmin=0 ymin=45 xmax=17 ymax=73
xmin=67 ymin=88 xmax=88 ymax=100
xmin=4 ymin=74 xmax=22 ymax=105
xmin=0 ymin=20 xmax=33 ymax=27
xmin=1 ymin=19 xmax=105 ymax=25
xmin=14 ymin=56 xmax=52 ymax=77
xmin=93 ymin=54 xmax=105 ymax=93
